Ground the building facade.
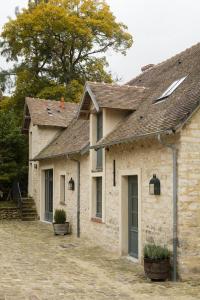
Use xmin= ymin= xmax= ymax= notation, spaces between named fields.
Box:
xmin=23 ymin=43 xmax=200 ymax=280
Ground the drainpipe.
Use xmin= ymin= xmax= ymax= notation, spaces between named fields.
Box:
xmin=67 ymin=155 xmax=80 ymax=238
xmin=157 ymin=134 xmax=177 ymax=282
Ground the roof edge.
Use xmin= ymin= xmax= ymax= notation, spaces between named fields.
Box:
xmin=77 ymin=82 xmax=100 ymax=119
xmin=32 ymin=143 xmax=90 ymax=162
xmin=90 ymin=129 xmax=174 ymax=149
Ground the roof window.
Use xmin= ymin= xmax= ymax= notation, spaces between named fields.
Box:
xmin=155 ymin=76 xmax=187 ymax=103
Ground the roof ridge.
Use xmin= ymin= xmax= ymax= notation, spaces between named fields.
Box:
xmin=26 ymin=97 xmax=79 ymax=106
xmin=87 ymin=81 xmax=145 ymax=89
xmin=126 ymin=42 xmax=200 ymax=85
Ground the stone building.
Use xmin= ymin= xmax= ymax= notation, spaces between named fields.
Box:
xmin=22 ymin=43 xmax=200 ymax=280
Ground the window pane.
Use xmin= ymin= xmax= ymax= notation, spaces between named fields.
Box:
xmin=96 ymin=148 xmax=103 ymax=170
xmin=60 ymin=175 xmax=65 ymax=203
xmin=96 ymin=177 xmax=102 ymax=218
xmin=97 ymin=112 xmax=103 ymax=141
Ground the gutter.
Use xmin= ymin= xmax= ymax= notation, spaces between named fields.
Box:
xmin=32 ymin=145 xmax=90 ymax=161
xmin=157 ymin=134 xmax=178 ymax=282
xmin=90 ymin=129 xmax=174 ymax=150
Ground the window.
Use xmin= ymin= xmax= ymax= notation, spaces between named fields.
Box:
xmin=97 ymin=112 xmax=103 ymax=141
xmin=96 ymin=112 xmax=103 ymax=170
xmin=60 ymin=175 xmax=65 ymax=204
xmin=155 ymin=76 xmax=187 ymax=103
xmin=96 ymin=177 xmax=102 ymax=218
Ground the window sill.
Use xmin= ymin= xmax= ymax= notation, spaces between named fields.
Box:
xmin=91 ymin=217 xmax=104 ymax=224
xmin=59 ymin=202 xmax=66 ymax=206
xmin=91 ymin=168 xmax=103 ymax=173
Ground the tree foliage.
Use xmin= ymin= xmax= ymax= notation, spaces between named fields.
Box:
xmin=0 ymin=109 xmax=28 ymax=186
xmin=1 ymin=0 xmax=133 ymax=108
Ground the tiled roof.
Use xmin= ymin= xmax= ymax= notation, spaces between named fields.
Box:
xmin=88 ymin=82 xmax=146 ymax=110
xmin=78 ymin=82 xmax=146 ymax=118
xmin=93 ymin=42 xmax=200 ymax=148
xmin=23 ymin=98 xmax=79 ymax=129
xmin=34 ymin=119 xmax=89 ymax=160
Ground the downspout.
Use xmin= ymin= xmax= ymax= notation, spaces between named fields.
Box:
xmin=67 ymin=155 xmax=80 ymax=238
xmin=157 ymin=134 xmax=177 ymax=282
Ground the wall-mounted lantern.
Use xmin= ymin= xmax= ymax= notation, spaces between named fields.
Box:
xmin=68 ymin=177 xmax=75 ymax=191
xmin=149 ymin=174 xmax=160 ymax=195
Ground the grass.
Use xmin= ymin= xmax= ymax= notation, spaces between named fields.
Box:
xmin=0 ymin=201 xmax=18 ymax=208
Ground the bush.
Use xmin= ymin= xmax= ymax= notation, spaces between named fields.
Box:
xmin=144 ymin=244 xmax=170 ymax=260
xmin=54 ymin=209 xmax=66 ymax=224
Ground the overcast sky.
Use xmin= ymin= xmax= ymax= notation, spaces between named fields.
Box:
xmin=0 ymin=0 xmax=200 ymax=83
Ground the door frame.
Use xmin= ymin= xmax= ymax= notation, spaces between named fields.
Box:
xmin=40 ymin=165 xmax=54 ymax=223
xmin=119 ymin=169 xmax=142 ymax=262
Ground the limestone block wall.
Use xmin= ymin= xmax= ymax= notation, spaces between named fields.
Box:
xmin=29 ymin=123 xmax=61 ymax=159
xmin=178 ymin=109 xmax=200 ymax=279
xmin=38 ymin=156 xmax=90 ymax=236
xmin=103 ymin=138 xmax=175 ymax=255
xmin=28 ymin=122 xmax=61 ymax=211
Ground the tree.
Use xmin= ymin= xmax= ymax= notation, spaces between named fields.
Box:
xmin=1 ymin=0 xmax=133 ymax=108
xmin=0 ymin=109 xmax=28 ymax=189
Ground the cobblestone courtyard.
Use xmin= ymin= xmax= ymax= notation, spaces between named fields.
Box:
xmin=0 ymin=221 xmax=199 ymax=300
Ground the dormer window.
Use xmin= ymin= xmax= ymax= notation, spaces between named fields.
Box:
xmin=155 ymin=76 xmax=187 ymax=103
xmin=96 ymin=112 xmax=103 ymax=170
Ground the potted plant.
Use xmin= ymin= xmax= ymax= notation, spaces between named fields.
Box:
xmin=144 ymin=244 xmax=171 ymax=281
xmin=53 ymin=209 xmax=69 ymax=235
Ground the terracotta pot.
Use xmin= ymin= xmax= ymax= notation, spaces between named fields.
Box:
xmin=53 ymin=222 xmax=69 ymax=235
xmin=144 ymin=258 xmax=170 ymax=281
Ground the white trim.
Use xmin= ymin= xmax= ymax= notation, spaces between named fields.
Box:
xmin=119 ymin=168 xmax=142 ymax=263
xmin=86 ymin=84 xmax=100 ymax=112
xmin=40 ymin=220 xmax=52 ymax=225
xmin=40 ymin=164 xmax=54 ymax=222
xmin=126 ymin=255 xmax=139 ymax=264
xmin=77 ymin=83 xmax=100 ymax=118
xmin=59 ymin=172 xmax=66 ymax=205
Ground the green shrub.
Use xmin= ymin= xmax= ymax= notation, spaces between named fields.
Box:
xmin=144 ymin=244 xmax=170 ymax=260
xmin=54 ymin=209 xmax=66 ymax=224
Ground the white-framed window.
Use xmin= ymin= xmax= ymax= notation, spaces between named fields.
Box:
xmin=96 ymin=112 xmax=103 ymax=170
xmin=60 ymin=175 xmax=66 ymax=204
xmin=96 ymin=176 xmax=102 ymax=218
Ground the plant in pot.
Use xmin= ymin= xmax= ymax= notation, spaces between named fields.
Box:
xmin=53 ymin=209 xmax=69 ymax=235
xmin=144 ymin=244 xmax=171 ymax=281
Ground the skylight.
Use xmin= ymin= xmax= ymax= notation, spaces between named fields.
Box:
xmin=155 ymin=76 xmax=187 ymax=102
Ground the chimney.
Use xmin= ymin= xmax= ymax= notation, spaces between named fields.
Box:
xmin=141 ymin=64 xmax=155 ymax=72
xmin=60 ymin=96 xmax=65 ymax=109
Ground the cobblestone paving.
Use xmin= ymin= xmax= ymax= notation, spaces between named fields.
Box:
xmin=0 ymin=220 xmax=199 ymax=300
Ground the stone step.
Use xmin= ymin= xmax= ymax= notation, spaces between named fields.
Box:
xmin=22 ymin=206 xmax=36 ymax=211
xmin=22 ymin=200 xmax=35 ymax=205
xmin=22 ymin=209 xmax=36 ymax=215
xmin=21 ymin=217 xmax=37 ymax=221
xmin=21 ymin=210 xmax=37 ymax=215
xmin=22 ymin=203 xmax=36 ymax=208
xmin=20 ymin=197 xmax=37 ymax=221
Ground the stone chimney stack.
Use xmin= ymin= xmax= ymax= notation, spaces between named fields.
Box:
xmin=60 ymin=96 xmax=65 ymax=109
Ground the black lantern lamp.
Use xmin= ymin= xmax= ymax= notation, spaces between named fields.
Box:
xmin=68 ymin=178 xmax=75 ymax=191
xmin=149 ymin=174 xmax=160 ymax=195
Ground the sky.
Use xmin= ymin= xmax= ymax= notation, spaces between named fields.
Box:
xmin=0 ymin=0 xmax=200 ymax=83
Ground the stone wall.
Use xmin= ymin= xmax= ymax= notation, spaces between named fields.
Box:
xmin=178 ymin=109 xmax=200 ymax=280
xmin=28 ymin=121 xmax=61 ymax=213
xmin=0 ymin=208 xmax=21 ymax=220
xmin=32 ymin=108 xmax=200 ymax=280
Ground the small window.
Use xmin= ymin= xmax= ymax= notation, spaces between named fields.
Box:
xmin=96 ymin=177 xmax=102 ymax=218
xmin=155 ymin=76 xmax=187 ymax=103
xmin=96 ymin=112 xmax=103 ymax=170
xmin=60 ymin=175 xmax=65 ymax=204
xmin=97 ymin=112 xmax=103 ymax=141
